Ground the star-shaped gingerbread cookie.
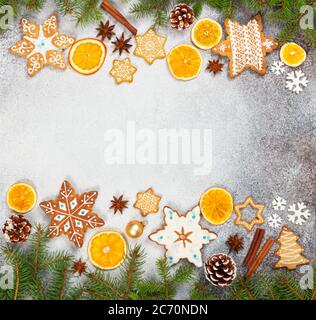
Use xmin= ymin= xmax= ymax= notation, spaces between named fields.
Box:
xmin=133 ymin=29 xmax=166 ymax=65
xmin=212 ymin=15 xmax=278 ymax=78
xmin=133 ymin=187 xmax=161 ymax=216
xmin=234 ymin=196 xmax=265 ymax=231
xmin=9 ymin=13 xmax=75 ymax=77
xmin=40 ymin=180 xmax=104 ymax=248
xmin=109 ymin=58 xmax=137 ymax=84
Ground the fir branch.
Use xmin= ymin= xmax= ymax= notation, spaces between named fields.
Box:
xmin=73 ymin=0 xmax=103 ymax=26
xmin=275 ymin=272 xmax=306 ymax=300
xmin=119 ymin=245 xmax=146 ymax=299
xmin=22 ymin=0 xmax=45 ymax=12
xmin=156 ymin=257 xmax=172 ymax=299
xmin=55 ymin=0 xmax=79 ymax=15
xmin=190 ymin=280 xmax=216 ymax=300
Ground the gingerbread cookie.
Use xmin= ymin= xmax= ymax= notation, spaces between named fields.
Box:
xmin=274 ymin=226 xmax=309 ymax=270
xmin=149 ymin=206 xmax=217 ymax=267
xmin=9 ymin=13 xmax=75 ymax=77
xmin=234 ymin=196 xmax=265 ymax=231
xmin=212 ymin=15 xmax=278 ymax=78
xmin=133 ymin=187 xmax=161 ymax=216
xmin=39 ymin=180 xmax=104 ymax=248
xmin=109 ymin=58 xmax=137 ymax=84
xmin=133 ymin=29 xmax=167 ymax=65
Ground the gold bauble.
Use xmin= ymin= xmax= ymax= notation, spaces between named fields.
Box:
xmin=125 ymin=220 xmax=145 ymax=238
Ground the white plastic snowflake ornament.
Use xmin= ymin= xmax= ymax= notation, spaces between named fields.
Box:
xmin=9 ymin=13 xmax=75 ymax=77
xmin=288 ymin=202 xmax=311 ymax=225
xmin=149 ymin=206 xmax=217 ymax=267
xmin=272 ymin=196 xmax=287 ymax=211
xmin=286 ymin=70 xmax=308 ymax=94
xmin=271 ymin=61 xmax=285 ymax=75
xmin=268 ymin=213 xmax=283 ymax=229
xmin=40 ymin=180 xmax=105 ymax=247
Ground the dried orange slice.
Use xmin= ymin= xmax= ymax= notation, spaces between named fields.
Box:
xmin=191 ymin=18 xmax=222 ymax=50
xmin=68 ymin=38 xmax=107 ymax=75
xmin=167 ymin=44 xmax=202 ymax=81
xmin=88 ymin=230 xmax=127 ymax=270
xmin=7 ymin=182 xmax=37 ymax=213
xmin=200 ymin=187 xmax=233 ymax=225
xmin=280 ymin=42 xmax=306 ymax=67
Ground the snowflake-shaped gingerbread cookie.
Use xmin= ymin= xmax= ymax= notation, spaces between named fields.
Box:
xmin=149 ymin=206 xmax=217 ymax=267
xmin=40 ymin=180 xmax=104 ymax=247
xmin=133 ymin=28 xmax=166 ymax=65
xmin=9 ymin=13 xmax=75 ymax=77
xmin=287 ymin=202 xmax=311 ymax=225
xmin=109 ymin=58 xmax=137 ymax=84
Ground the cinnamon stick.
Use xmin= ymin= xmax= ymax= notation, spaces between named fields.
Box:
xmin=101 ymin=0 xmax=138 ymax=35
xmin=246 ymin=238 xmax=275 ymax=278
xmin=243 ymin=228 xmax=265 ymax=266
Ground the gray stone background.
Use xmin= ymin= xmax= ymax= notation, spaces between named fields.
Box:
xmin=0 ymin=1 xmax=315 ymax=299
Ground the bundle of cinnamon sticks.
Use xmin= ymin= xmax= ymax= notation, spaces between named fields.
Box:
xmin=243 ymin=228 xmax=275 ymax=278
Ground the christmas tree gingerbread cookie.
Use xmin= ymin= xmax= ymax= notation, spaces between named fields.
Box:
xmin=149 ymin=206 xmax=217 ymax=267
xmin=212 ymin=15 xmax=278 ymax=78
xmin=9 ymin=13 xmax=75 ymax=77
xmin=40 ymin=180 xmax=104 ymax=248
xmin=274 ymin=226 xmax=309 ymax=270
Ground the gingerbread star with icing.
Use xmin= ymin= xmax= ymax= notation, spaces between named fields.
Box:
xmin=212 ymin=15 xmax=278 ymax=78
xmin=110 ymin=58 xmax=137 ymax=84
xmin=9 ymin=13 xmax=75 ymax=77
xmin=234 ymin=196 xmax=265 ymax=231
xmin=133 ymin=28 xmax=167 ymax=65
xmin=133 ymin=187 xmax=161 ymax=216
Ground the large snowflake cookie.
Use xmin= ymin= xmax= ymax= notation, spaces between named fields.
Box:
xmin=149 ymin=206 xmax=217 ymax=267
xmin=212 ymin=15 xmax=278 ymax=78
xmin=9 ymin=13 xmax=75 ymax=77
xmin=40 ymin=180 xmax=104 ymax=248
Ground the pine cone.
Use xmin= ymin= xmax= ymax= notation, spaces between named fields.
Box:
xmin=2 ymin=214 xmax=32 ymax=243
xmin=169 ymin=3 xmax=195 ymax=30
xmin=204 ymin=253 xmax=237 ymax=287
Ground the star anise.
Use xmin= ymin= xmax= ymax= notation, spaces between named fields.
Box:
xmin=206 ymin=59 xmax=224 ymax=75
xmin=109 ymin=195 xmax=128 ymax=214
xmin=226 ymin=234 xmax=244 ymax=254
xmin=72 ymin=259 xmax=87 ymax=276
xmin=112 ymin=32 xmax=132 ymax=55
xmin=96 ymin=20 xmax=115 ymax=41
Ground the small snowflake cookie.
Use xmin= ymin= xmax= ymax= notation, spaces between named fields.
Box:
xmin=272 ymin=196 xmax=287 ymax=211
xmin=270 ymin=61 xmax=285 ymax=75
xmin=268 ymin=213 xmax=283 ymax=229
xmin=149 ymin=206 xmax=217 ymax=267
xmin=287 ymin=202 xmax=310 ymax=225
xmin=286 ymin=70 xmax=308 ymax=94
xmin=9 ymin=13 xmax=75 ymax=77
